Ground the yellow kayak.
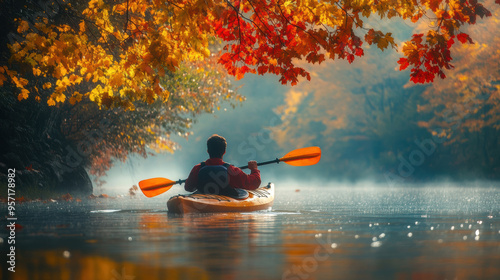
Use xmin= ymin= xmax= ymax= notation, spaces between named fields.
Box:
xmin=167 ymin=183 xmax=274 ymax=214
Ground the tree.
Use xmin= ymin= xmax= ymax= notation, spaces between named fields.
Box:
xmin=416 ymin=11 xmax=500 ymax=176
xmin=63 ymin=56 xmax=242 ymax=186
xmin=269 ymin=4 xmax=500 ymax=181
xmin=0 ymin=0 xmax=243 ymax=194
xmin=2 ymin=0 xmax=499 ymax=108
xmin=1 ymin=0 xmax=499 ymax=191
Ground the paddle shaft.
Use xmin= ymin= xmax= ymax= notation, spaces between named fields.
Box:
xmin=238 ymin=158 xmax=280 ymax=169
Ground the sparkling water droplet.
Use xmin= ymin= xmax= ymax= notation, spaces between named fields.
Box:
xmin=415 ymin=221 xmax=419 ymax=225
xmin=328 ymin=229 xmax=332 ymax=232
xmin=315 ymin=233 xmax=322 ymax=238
xmin=407 ymin=225 xmax=411 ymax=229
xmin=475 ymin=235 xmax=480 ymax=241
xmin=407 ymin=232 xmax=413 ymax=237
xmin=354 ymin=235 xmax=359 ymax=239
xmin=430 ymin=226 xmax=434 ymax=230
xmin=477 ymin=220 xmax=483 ymax=225
xmin=369 ymin=224 xmax=372 ymax=227
xmin=331 ymin=243 xmax=338 ymax=249
xmin=379 ymin=233 xmax=386 ymax=239
xmin=463 ymin=236 xmax=468 ymax=240
xmin=63 ymin=251 xmax=71 ymax=258
xmin=451 ymin=226 xmax=455 ymax=230
xmin=128 ymin=237 xmax=133 ymax=241
xmin=468 ymin=225 xmax=472 ymax=229
xmin=475 ymin=230 xmax=480 ymax=236
xmin=371 ymin=241 xmax=382 ymax=248
xmin=460 ymin=224 xmax=464 ymax=228
xmin=372 ymin=237 xmax=378 ymax=242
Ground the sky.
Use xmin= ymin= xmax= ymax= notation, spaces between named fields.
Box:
xmin=100 ymin=3 xmax=500 ymax=195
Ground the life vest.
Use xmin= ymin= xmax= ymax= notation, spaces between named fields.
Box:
xmin=197 ymin=162 xmax=231 ymax=195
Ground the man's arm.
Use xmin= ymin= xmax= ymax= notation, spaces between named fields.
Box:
xmin=184 ymin=164 xmax=201 ymax=192
xmin=229 ymin=161 xmax=261 ymax=190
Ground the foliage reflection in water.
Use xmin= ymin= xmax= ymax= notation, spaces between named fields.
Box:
xmin=2 ymin=185 xmax=500 ymax=280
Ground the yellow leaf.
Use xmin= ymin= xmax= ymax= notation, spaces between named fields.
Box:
xmin=377 ymin=38 xmax=389 ymax=50
xmin=79 ymin=21 xmax=86 ymax=33
xmin=17 ymin=89 xmax=29 ymax=101
xmin=201 ymin=47 xmax=210 ymax=57
xmin=109 ymin=72 xmax=123 ymax=87
xmin=17 ymin=20 xmax=30 ymax=33
xmin=69 ymin=74 xmax=83 ymax=84
xmin=55 ymin=93 xmax=66 ymax=103
xmin=43 ymin=82 xmax=52 ymax=89
xmin=47 ymin=98 xmax=56 ymax=106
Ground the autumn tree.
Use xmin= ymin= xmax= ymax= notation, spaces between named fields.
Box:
xmin=63 ymin=56 xmax=242 ymax=185
xmin=416 ymin=9 xmax=500 ymax=176
xmin=0 ymin=0 xmax=242 ymax=194
xmin=269 ymin=2 xmax=500 ymax=181
xmin=2 ymin=0 xmax=499 ymax=107
xmin=1 ymin=0 xmax=499 ymax=192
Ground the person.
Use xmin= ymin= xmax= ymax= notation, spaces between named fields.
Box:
xmin=184 ymin=134 xmax=261 ymax=195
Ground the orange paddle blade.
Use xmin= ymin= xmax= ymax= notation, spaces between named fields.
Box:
xmin=139 ymin=177 xmax=177 ymax=198
xmin=279 ymin=146 xmax=321 ymax=166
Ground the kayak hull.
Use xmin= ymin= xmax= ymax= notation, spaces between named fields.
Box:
xmin=167 ymin=183 xmax=274 ymax=214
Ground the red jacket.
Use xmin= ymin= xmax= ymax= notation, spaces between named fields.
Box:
xmin=184 ymin=158 xmax=261 ymax=192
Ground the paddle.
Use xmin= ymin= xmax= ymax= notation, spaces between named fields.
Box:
xmin=139 ymin=146 xmax=321 ymax=198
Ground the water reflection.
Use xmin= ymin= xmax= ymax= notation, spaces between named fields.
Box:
xmin=11 ymin=250 xmax=209 ymax=280
xmin=4 ymin=186 xmax=500 ymax=280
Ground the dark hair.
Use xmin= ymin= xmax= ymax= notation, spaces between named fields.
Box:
xmin=207 ymin=134 xmax=226 ymax=158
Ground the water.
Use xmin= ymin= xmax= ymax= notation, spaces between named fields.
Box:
xmin=2 ymin=184 xmax=500 ymax=280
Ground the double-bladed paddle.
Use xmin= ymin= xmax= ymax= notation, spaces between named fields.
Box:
xmin=139 ymin=146 xmax=321 ymax=197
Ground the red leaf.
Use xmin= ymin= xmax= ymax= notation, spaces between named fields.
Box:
xmin=397 ymin=58 xmax=410 ymax=71
xmin=347 ymin=54 xmax=355 ymax=64
xmin=355 ymin=48 xmax=364 ymax=56
xmin=476 ymin=4 xmax=492 ymax=18
xmin=447 ymin=37 xmax=455 ymax=49
xmin=456 ymin=33 xmax=470 ymax=44
xmin=257 ymin=65 xmax=269 ymax=75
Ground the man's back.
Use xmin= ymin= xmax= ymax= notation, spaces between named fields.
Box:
xmin=184 ymin=158 xmax=261 ymax=192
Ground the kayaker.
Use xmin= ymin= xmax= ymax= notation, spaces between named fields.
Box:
xmin=184 ymin=134 xmax=261 ymax=195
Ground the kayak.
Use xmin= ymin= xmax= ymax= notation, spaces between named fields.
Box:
xmin=167 ymin=183 xmax=274 ymax=214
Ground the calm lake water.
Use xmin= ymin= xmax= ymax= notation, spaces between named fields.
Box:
xmin=2 ymin=183 xmax=500 ymax=280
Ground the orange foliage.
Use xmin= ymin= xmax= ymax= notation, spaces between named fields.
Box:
xmin=1 ymin=0 xmax=498 ymax=107
xmin=418 ymin=4 xmax=500 ymax=139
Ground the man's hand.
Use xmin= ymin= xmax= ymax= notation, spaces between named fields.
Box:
xmin=248 ymin=160 xmax=258 ymax=170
